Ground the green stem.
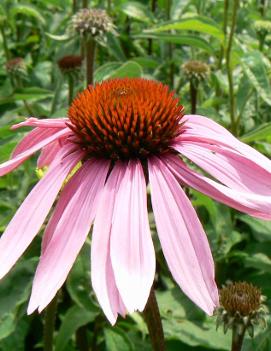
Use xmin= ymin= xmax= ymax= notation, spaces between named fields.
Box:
xmin=218 ymin=0 xmax=229 ymax=69
xmin=147 ymin=0 xmax=157 ymax=55
xmin=190 ymin=80 xmax=197 ymax=114
xmin=51 ymin=76 xmax=63 ymax=114
xmin=226 ymin=0 xmax=239 ymax=135
xmin=231 ymin=326 xmax=245 ymax=351
xmin=143 ymin=288 xmax=165 ymax=351
xmin=43 ymin=294 xmax=58 ymax=351
xmin=68 ymin=75 xmax=74 ymax=105
xmin=0 ymin=24 xmax=10 ymax=61
xmin=76 ymin=326 xmax=89 ymax=351
xmin=165 ymin=0 xmax=174 ymax=87
xmin=73 ymin=0 xmax=77 ymax=13
xmin=85 ymin=38 xmax=96 ymax=87
xmin=82 ymin=0 xmax=88 ymax=8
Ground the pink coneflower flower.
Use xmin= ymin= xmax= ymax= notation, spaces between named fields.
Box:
xmin=1 ymin=78 xmax=271 ymax=324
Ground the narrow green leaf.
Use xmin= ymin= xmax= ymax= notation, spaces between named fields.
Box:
xmin=134 ymin=33 xmax=214 ymax=53
xmin=121 ymin=1 xmax=154 ymax=23
xmin=104 ymin=328 xmax=134 ymax=351
xmin=241 ymin=122 xmax=271 ymax=143
xmin=55 ymin=306 xmax=96 ymax=351
xmin=144 ymin=17 xmax=224 ymax=41
xmin=10 ymin=4 xmax=46 ymax=25
xmin=241 ymin=51 xmax=271 ymax=106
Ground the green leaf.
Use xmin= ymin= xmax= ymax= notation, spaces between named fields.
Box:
xmin=0 ymin=258 xmax=36 ymax=319
xmin=104 ymin=328 xmax=134 ymax=351
xmin=134 ymin=33 xmax=214 ymax=53
xmin=45 ymin=32 xmax=71 ymax=41
xmin=10 ymin=4 xmax=46 ymax=25
xmin=0 ymin=88 xmax=53 ymax=105
xmin=145 ymin=17 xmax=224 ymax=41
xmin=55 ymin=306 xmax=96 ymax=351
xmin=239 ymin=216 xmax=271 ymax=242
xmin=95 ymin=61 xmax=143 ymax=82
xmin=121 ymin=1 xmax=154 ymax=23
xmin=0 ymin=314 xmax=15 ymax=341
xmin=109 ymin=61 xmax=143 ymax=79
xmin=243 ymin=253 xmax=271 ymax=273
xmin=241 ymin=123 xmax=271 ymax=143
xmin=240 ymin=51 xmax=271 ymax=106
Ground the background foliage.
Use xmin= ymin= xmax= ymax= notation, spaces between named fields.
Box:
xmin=0 ymin=0 xmax=271 ymax=350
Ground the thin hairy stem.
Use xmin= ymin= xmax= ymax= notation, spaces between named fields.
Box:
xmin=226 ymin=0 xmax=239 ymax=135
xmin=190 ymin=81 xmax=197 ymax=114
xmin=85 ymin=38 xmax=96 ymax=86
xmin=143 ymin=288 xmax=165 ymax=351
xmin=231 ymin=326 xmax=246 ymax=351
xmin=43 ymin=294 xmax=59 ymax=351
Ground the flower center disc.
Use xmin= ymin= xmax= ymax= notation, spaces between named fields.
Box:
xmin=68 ymin=78 xmax=184 ymax=160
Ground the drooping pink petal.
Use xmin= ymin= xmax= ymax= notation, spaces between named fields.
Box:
xmin=12 ymin=117 xmax=69 ymax=130
xmin=110 ymin=161 xmax=156 ymax=314
xmin=12 ymin=127 xmax=63 ymax=158
xmin=28 ymin=159 xmax=110 ymax=314
xmin=0 ymin=145 xmax=83 ymax=280
xmin=91 ymin=163 xmax=127 ymax=324
xmin=0 ymin=128 xmax=70 ymax=176
xmin=174 ymin=141 xmax=271 ymax=195
xmin=165 ymin=154 xmax=271 ymax=220
xmin=37 ymin=140 xmax=63 ymax=168
xmin=148 ymin=156 xmax=218 ymax=315
xmin=178 ymin=114 xmax=271 ymax=173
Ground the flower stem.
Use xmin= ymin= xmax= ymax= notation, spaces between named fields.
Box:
xmin=217 ymin=0 xmax=229 ymax=69
xmin=231 ymin=326 xmax=245 ymax=351
xmin=68 ymin=75 xmax=74 ymax=105
xmin=0 ymin=25 xmax=10 ymax=61
xmin=190 ymin=80 xmax=197 ymax=114
xmin=147 ymin=0 xmax=157 ymax=55
xmin=226 ymin=0 xmax=239 ymax=135
xmin=85 ymin=38 xmax=96 ymax=87
xmin=76 ymin=325 xmax=89 ymax=351
xmin=43 ymin=294 xmax=58 ymax=351
xmin=82 ymin=0 xmax=88 ymax=8
xmin=143 ymin=288 xmax=165 ymax=351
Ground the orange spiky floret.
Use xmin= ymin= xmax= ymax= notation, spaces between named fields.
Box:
xmin=68 ymin=78 xmax=184 ymax=160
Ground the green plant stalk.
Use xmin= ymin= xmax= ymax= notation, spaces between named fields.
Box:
xmin=43 ymin=294 xmax=59 ymax=351
xmin=143 ymin=288 xmax=165 ymax=351
xmin=73 ymin=0 xmax=77 ymax=13
xmin=190 ymin=80 xmax=198 ymax=114
xmin=218 ymin=0 xmax=229 ymax=69
xmin=165 ymin=0 xmax=174 ymax=87
xmin=147 ymin=0 xmax=157 ymax=55
xmin=82 ymin=0 xmax=88 ymax=8
xmin=231 ymin=325 xmax=246 ymax=351
xmin=85 ymin=37 xmax=96 ymax=87
xmin=0 ymin=24 xmax=10 ymax=61
xmin=226 ymin=0 xmax=239 ymax=135
xmin=76 ymin=325 xmax=89 ymax=351
xmin=68 ymin=75 xmax=74 ymax=105
xmin=51 ymin=76 xmax=63 ymax=114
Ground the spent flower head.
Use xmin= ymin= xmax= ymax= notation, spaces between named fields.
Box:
xmin=71 ymin=8 xmax=115 ymax=42
xmin=182 ymin=60 xmax=209 ymax=84
xmin=6 ymin=57 xmax=26 ymax=76
xmin=216 ymin=282 xmax=268 ymax=337
xmin=57 ymin=55 xmax=83 ymax=80
xmin=254 ymin=20 xmax=271 ymax=36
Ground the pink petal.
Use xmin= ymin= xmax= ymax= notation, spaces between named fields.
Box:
xmin=12 ymin=117 xmax=69 ymax=130
xmin=148 ymin=156 xmax=218 ymax=315
xmin=12 ymin=127 xmax=63 ymax=158
xmin=0 ymin=128 xmax=70 ymax=176
xmin=165 ymin=154 xmax=271 ymax=220
xmin=91 ymin=163 xmax=127 ymax=324
xmin=0 ymin=145 xmax=82 ymax=280
xmin=28 ymin=159 xmax=110 ymax=314
xmin=178 ymin=114 xmax=271 ymax=173
xmin=37 ymin=140 xmax=62 ymax=168
xmin=110 ymin=161 xmax=156 ymax=313
xmin=174 ymin=141 xmax=271 ymax=195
